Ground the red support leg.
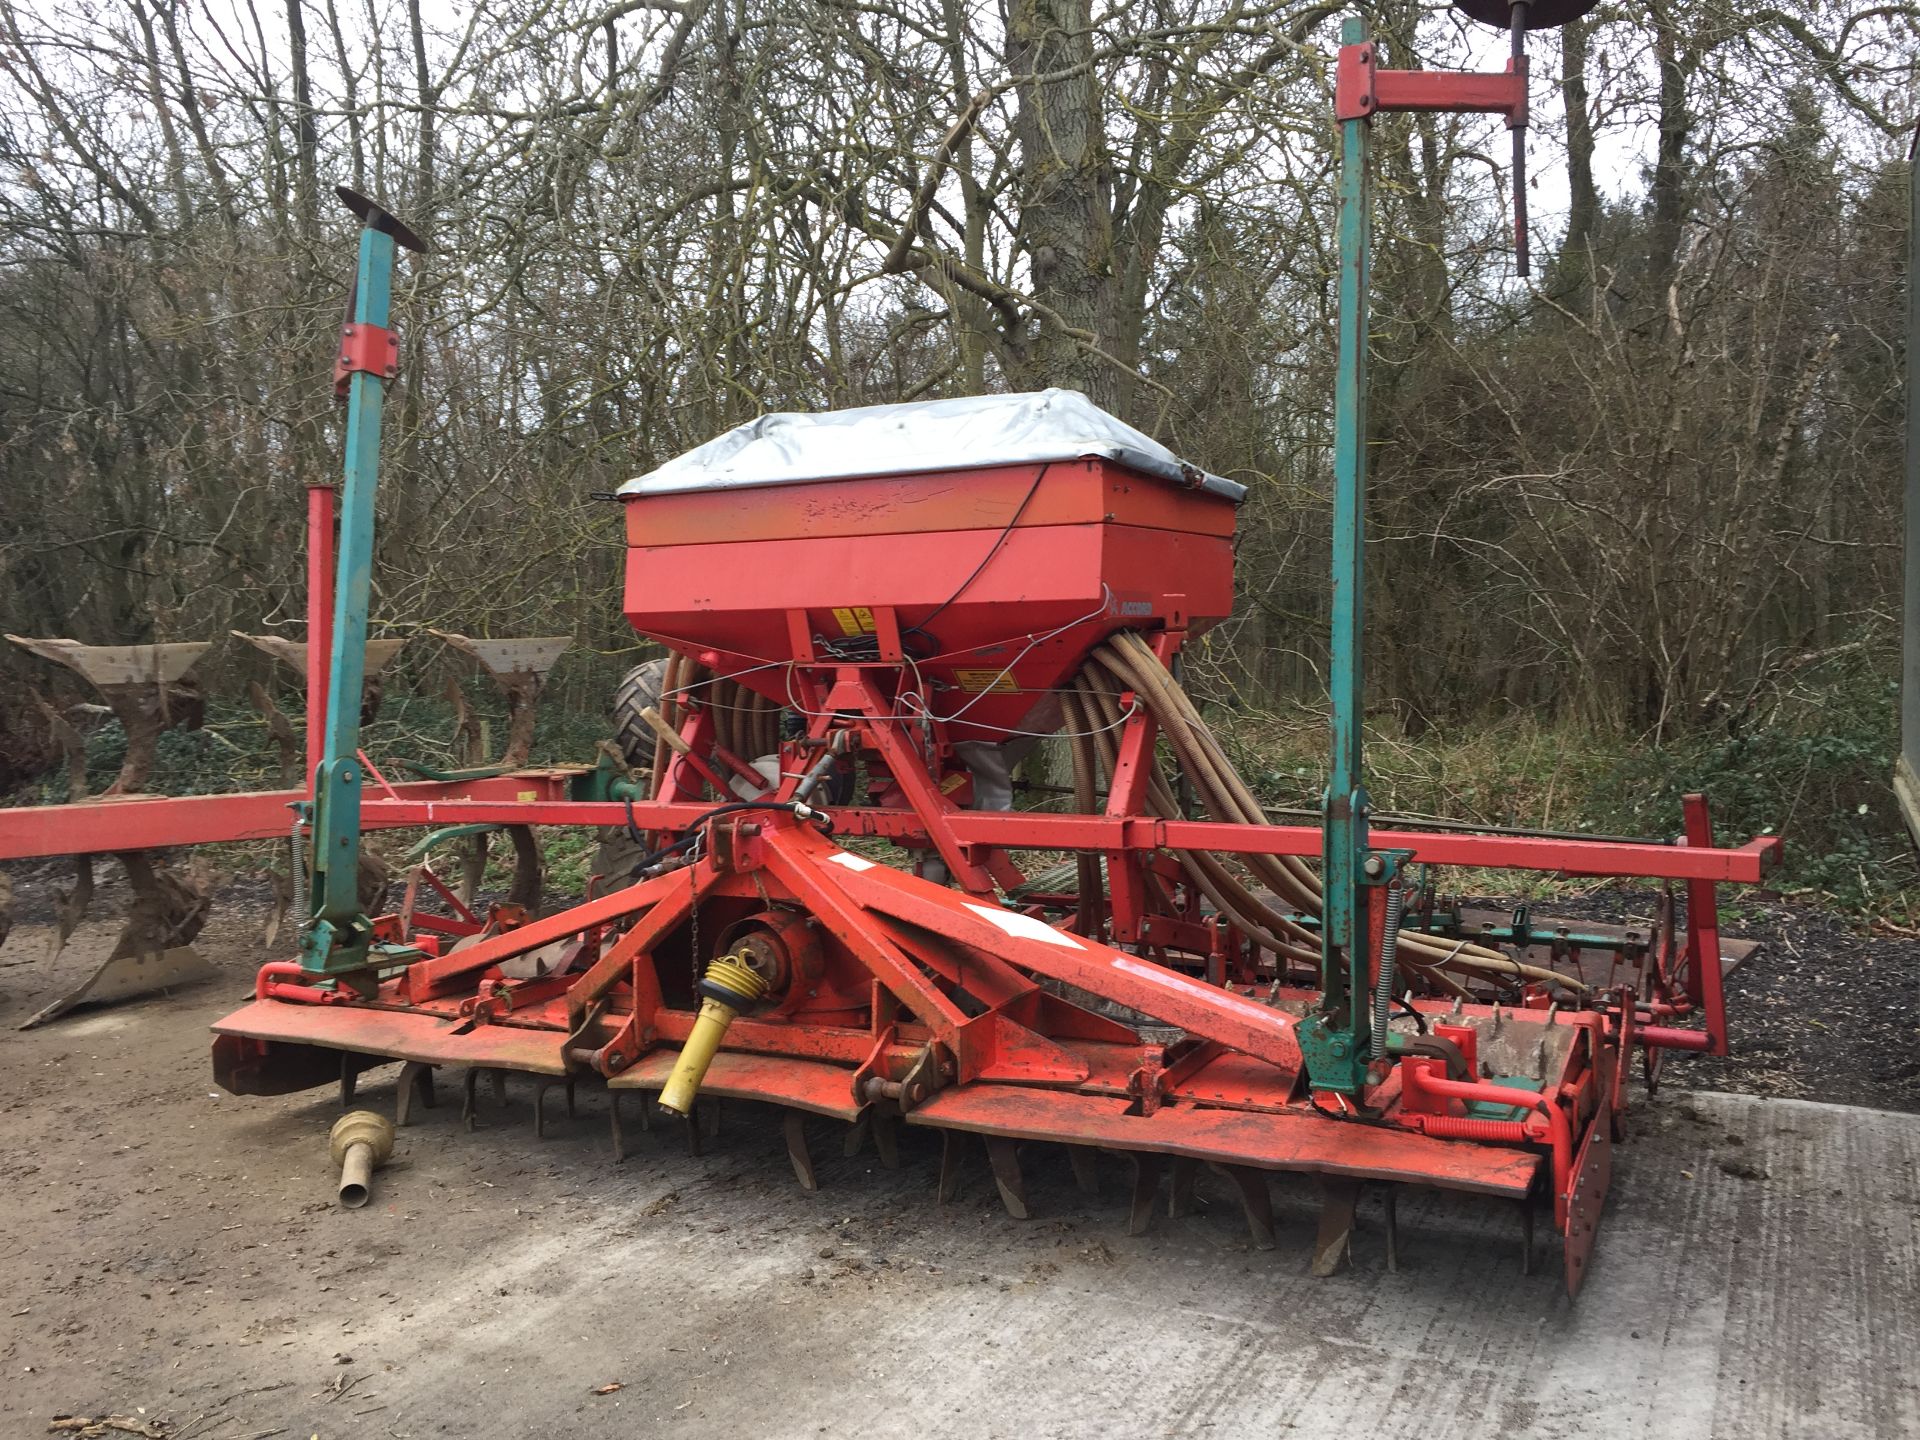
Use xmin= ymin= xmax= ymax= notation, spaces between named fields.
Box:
xmin=1106 ymin=630 xmax=1184 ymax=945
xmin=1680 ymin=794 xmax=1728 ymax=1055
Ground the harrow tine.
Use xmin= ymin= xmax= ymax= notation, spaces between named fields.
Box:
xmin=843 ymin=1112 xmax=870 ymax=1158
xmin=1066 ymin=1144 xmax=1099 ymax=1197
xmin=461 ymin=1067 xmax=483 ymax=1131
xmin=533 ymin=1076 xmax=574 ymax=1138
xmin=1518 ymin=1196 xmax=1535 ymax=1276
xmin=783 ymin=1110 xmax=818 ymax=1192
xmin=1382 ymin=1185 xmax=1400 ymax=1273
xmin=396 ymin=1061 xmax=437 ymax=1127
xmin=1127 ymin=1153 xmax=1162 ymax=1237
xmin=339 ymin=1053 xmax=358 ymax=1107
xmin=984 ymin=1138 xmax=1029 ymax=1220
xmin=1311 ymin=1177 xmax=1363 ymax=1277
xmin=936 ymin=1130 xmax=966 ymax=1203
xmin=869 ymin=1111 xmax=899 ymax=1170
xmin=609 ymin=1091 xmax=628 ymax=1162
xmin=683 ymin=1105 xmax=703 ymax=1157
xmin=1167 ymin=1157 xmax=1205 ymax=1218
xmin=1214 ymin=1164 xmax=1277 ymax=1251
xmin=700 ymin=1098 xmax=723 ymax=1141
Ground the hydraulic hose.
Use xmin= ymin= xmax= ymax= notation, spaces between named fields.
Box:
xmin=1059 ymin=684 xmax=1106 ymax=938
xmin=1081 ymin=633 xmax=1586 ymax=996
xmin=1070 ymin=670 xmax=1319 ymax=965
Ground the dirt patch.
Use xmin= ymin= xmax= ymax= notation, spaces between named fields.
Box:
xmin=0 ymin=864 xmax=1917 ymax=1437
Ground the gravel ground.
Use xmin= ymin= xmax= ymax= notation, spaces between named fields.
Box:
xmin=1 ymin=863 xmax=1917 ymax=1438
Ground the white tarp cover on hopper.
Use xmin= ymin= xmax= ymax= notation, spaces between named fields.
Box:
xmin=616 ymin=388 xmax=1246 ymax=501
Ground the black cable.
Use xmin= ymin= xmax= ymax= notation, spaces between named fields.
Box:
xmin=625 ymin=795 xmax=834 ymax=857
xmin=697 ymin=798 xmax=837 ymax=836
xmin=903 ymin=462 xmax=1050 ymax=651
xmin=617 ymin=797 xmax=839 ymax=885
xmin=1308 ymin=1092 xmax=1393 ymax=1130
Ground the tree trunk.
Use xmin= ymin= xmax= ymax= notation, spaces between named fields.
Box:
xmin=1556 ymin=14 xmax=1597 ymax=288
xmin=1647 ymin=1 xmax=1691 ymax=311
xmin=1006 ymin=0 xmax=1115 ymax=405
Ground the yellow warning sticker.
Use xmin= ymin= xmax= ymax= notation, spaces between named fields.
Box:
xmin=940 ymin=772 xmax=969 ymax=795
xmin=831 ymin=606 xmax=877 ymax=636
xmin=953 ymin=668 xmax=1019 ymax=693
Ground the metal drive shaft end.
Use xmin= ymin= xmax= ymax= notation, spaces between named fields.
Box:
xmin=657 ymin=954 xmax=769 ymax=1117
xmin=329 ymin=1109 xmax=396 ymax=1208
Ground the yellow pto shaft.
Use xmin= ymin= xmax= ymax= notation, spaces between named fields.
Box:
xmin=657 ymin=953 xmax=769 ymax=1116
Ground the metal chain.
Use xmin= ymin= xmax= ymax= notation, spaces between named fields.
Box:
xmin=687 ymin=853 xmax=700 ymax=992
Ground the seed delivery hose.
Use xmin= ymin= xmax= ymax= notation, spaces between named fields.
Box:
xmin=1074 ymin=631 xmax=1584 ymax=996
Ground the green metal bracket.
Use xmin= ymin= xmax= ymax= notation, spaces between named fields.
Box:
xmin=570 ymin=750 xmax=648 ymax=803
xmin=397 ymin=759 xmax=512 ymax=783
xmin=299 ymin=189 xmax=427 ymax=980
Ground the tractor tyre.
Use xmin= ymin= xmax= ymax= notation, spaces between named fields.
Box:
xmin=610 ymin=657 xmax=668 ymax=770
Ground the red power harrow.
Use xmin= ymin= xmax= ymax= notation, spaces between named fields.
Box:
xmin=206 ymin=405 xmax=1776 ymax=1296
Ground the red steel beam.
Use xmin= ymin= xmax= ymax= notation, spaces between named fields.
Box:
xmin=354 ymin=802 xmax=1779 ymax=881
xmin=0 ymin=789 xmax=309 ymax=857
xmin=940 ymin=812 xmax=1783 ymax=883
xmin=1335 ymin=40 xmax=1526 ymax=124
xmin=369 ymin=800 xmax=1775 ymax=884
xmin=0 ymin=772 xmax=581 ymax=860
xmin=1679 ymin=794 xmax=1730 ymax=1054
xmin=1372 ymin=66 xmax=1524 ymax=117
xmin=0 ymin=780 xmax=1781 ymax=885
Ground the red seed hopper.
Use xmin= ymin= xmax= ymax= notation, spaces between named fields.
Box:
xmin=619 ymin=390 xmax=1240 ymax=745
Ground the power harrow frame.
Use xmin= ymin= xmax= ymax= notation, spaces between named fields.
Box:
xmin=0 ymin=9 xmax=1783 ymax=1295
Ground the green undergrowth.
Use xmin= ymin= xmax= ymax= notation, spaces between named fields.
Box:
xmin=1205 ymin=662 xmax=1918 ymax=923
xmin=9 ymin=689 xmax=620 ymax=900
xmin=15 ymin=689 xmax=612 ymax=806
xmin=11 ymin=665 xmax=1915 ymax=924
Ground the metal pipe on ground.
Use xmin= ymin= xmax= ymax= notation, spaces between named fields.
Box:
xmin=330 ymin=1110 xmax=396 ymax=1208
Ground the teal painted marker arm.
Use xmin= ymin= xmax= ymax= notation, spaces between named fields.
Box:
xmin=1302 ymin=13 xmax=1375 ymax=1094
xmin=302 ymin=224 xmax=397 ymax=977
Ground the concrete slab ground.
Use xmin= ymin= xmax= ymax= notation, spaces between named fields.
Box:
xmin=2 ymin=944 xmax=1916 ymax=1439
